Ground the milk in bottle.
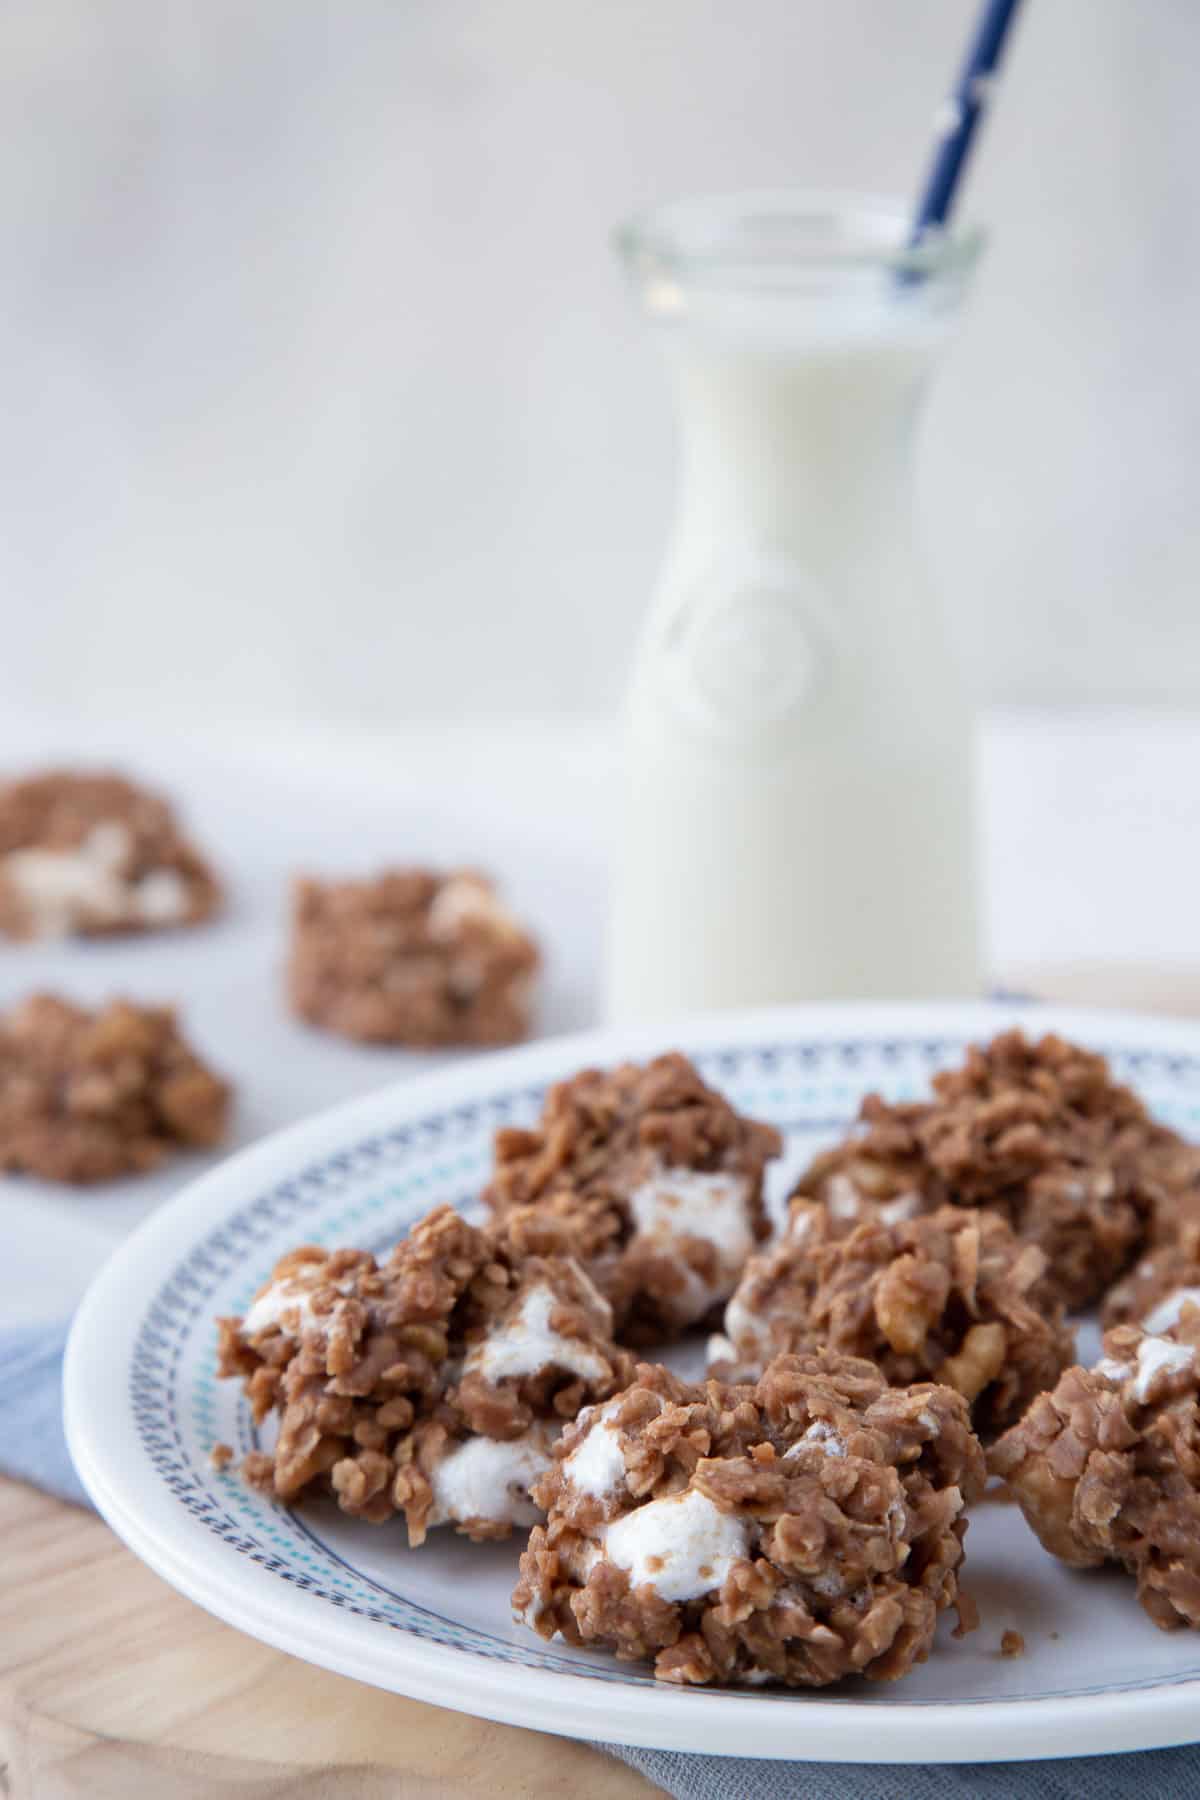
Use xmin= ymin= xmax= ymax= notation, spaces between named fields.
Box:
xmin=607 ymin=195 xmax=982 ymax=1019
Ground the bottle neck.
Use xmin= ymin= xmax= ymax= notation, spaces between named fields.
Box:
xmin=662 ymin=324 xmax=938 ymax=569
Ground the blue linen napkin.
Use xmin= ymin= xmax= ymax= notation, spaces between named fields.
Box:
xmin=4 ymin=1320 xmax=87 ymax=1506
xmin=604 ymin=1742 xmax=1200 ymax=1798
xmin=8 ymin=1320 xmax=1199 ymax=1798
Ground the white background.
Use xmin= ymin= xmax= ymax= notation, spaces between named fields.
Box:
xmin=0 ymin=1 xmax=1198 ymax=727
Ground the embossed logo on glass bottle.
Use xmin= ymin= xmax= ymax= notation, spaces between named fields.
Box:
xmin=661 ymin=554 xmax=832 ymax=741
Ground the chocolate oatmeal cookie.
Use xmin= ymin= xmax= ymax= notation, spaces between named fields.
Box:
xmin=288 ymin=869 xmax=539 ymax=1047
xmin=484 ymin=1054 xmax=781 ymax=1343
xmin=217 ymin=1205 xmax=633 ymax=1544
xmin=0 ymin=770 xmax=221 ymax=939
xmin=704 ymin=1200 xmax=840 ymax=1383
xmin=991 ymin=1315 xmax=1200 ymax=1629
xmin=794 ymin=1031 xmax=1193 ymax=1312
xmin=0 ymin=993 xmax=230 ymax=1181
xmin=513 ymin=1352 xmax=985 ymax=1687
xmin=1103 ymin=1192 xmax=1200 ymax=1330
xmin=712 ymin=1205 xmax=1073 ymax=1441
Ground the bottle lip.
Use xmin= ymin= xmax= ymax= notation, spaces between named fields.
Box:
xmin=615 ymin=189 xmax=985 ymax=287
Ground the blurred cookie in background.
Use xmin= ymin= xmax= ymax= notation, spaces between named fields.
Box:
xmin=0 ymin=769 xmax=223 ymax=940
xmin=0 ymin=992 xmax=232 ymax=1182
xmin=288 ymin=868 xmax=539 ymax=1048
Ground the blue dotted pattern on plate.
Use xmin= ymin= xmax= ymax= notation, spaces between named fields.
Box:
xmin=127 ymin=1035 xmax=1200 ymax=1703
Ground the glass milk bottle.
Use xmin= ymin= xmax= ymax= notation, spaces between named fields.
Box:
xmin=606 ymin=194 xmax=984 ymax=1021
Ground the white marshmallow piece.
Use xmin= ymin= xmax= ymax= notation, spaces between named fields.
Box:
xmin=628 ymin=1163 xmax=754 ymax=1321
xmin=241 ymin=1263 xmax=354 ymax=1337
xmin=721 ymin=1289 xmax=771 ymax=1360
xmin=1142 ymin=1287 xmax=1200 ymax=1335
xmin=428 ymin=874 xmax=523 ymax=943
xmin=824 ymin=1174 xmax=863 ymax=1223
xmin=784 ymin=1421 xmax=847 ymax=1459
xmin=468 ymin=1282 xmax=611 ymax=1386
xmin=878 ymin=1192 xmax=920 ymax=1225
xmin=135 ymin=866 xmax=190 ymax=924
xmin=1132 ymin=1335 xmax=1196 ymax=1404
xmin=603 ymin=1488 xmax=748 ymax=1603
xmin=564 ymin=1404 xmax=627 ymax=1499
xmin=4 ymin=821 xmax=132 ymax=937
xmin=430 ymin=1431 xmax=551 ymax=1529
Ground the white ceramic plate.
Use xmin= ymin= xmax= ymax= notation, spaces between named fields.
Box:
xmin=65 ymin=1003 xmax=1200 ymax=1763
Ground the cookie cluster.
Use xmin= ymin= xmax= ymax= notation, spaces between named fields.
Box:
xmin=0 ymin=767 xmax=543 ymax=1182
xmin=217 ymin=1028 xmax=1200 ymax=1685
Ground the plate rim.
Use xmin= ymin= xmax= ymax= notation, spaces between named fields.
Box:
xmin=64 ymin=999 xmax=1200 ymax=1763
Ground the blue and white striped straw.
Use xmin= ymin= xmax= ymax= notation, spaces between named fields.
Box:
xmin=909 ymin=0 xmax=1025 ymax=245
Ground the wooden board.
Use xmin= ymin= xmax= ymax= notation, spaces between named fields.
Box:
xmin=0 ymin=1479 xmax=660 ymax=1799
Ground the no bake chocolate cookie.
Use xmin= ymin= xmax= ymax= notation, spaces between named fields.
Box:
xmin=513 ymin=1352 xmax=985 ymax=1686
xmin=0 ymin=992 xmax=230 ymax=1182
xmin=0 ymin=769 xmax=221 ymax=939
xmin=1103 ymin=1189 xmax=1200 ymax=1330
xmin=712 ymin=1204 xmax=1073 ymax=1441
xmin=217 ymin=1205 xmax=632 ymax=1544
xmin=793 ymin=1031 xmax=1193 ymax=1312
xmin=991 ymin=1315 xmax=1200 ymax=1629
xmin=288 ymin=869 xmax=539 ymax=1047
xmin=484 ymin=1053 xmax=781 ymax=1343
